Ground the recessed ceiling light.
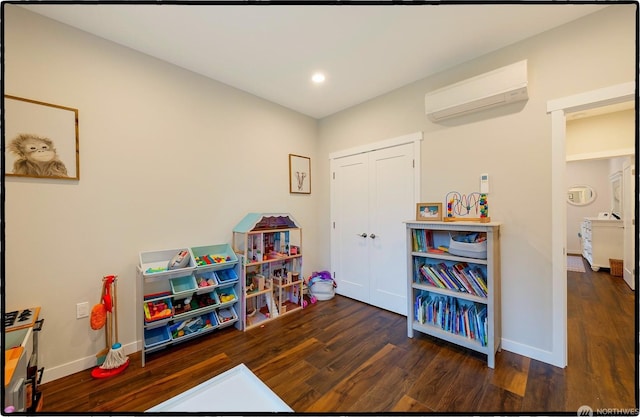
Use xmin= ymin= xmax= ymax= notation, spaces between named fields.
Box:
xmin=311 ymin=72 xmax=326 ymax=84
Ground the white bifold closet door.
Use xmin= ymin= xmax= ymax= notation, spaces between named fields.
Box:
xmin=330 ymin=141 xmax=417 ymax=316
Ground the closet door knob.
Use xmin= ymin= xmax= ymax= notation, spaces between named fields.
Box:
xmin=358 ymin=233 xmax=368 ymax=238
xmin=369 ymin=234 xmax=377 ymax=239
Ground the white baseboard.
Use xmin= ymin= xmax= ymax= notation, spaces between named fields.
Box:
xmin=41 ymin=341 xmax=139 ymax=384
xmin=501 ymin=337 xmax=565 ymax=368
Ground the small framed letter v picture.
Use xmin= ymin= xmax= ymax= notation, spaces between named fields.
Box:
xmin=289 ymin=154 xmax=311 ymax=194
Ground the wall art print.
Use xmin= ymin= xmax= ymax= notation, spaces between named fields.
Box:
xmin=289 ymin=154 xmax=310 ymax=194
xmin=5 ymin=95 xmax=79 ymax=180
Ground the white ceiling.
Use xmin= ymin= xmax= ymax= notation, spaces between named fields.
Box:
xmin=19 ymin=3 xmax=608 ymax=119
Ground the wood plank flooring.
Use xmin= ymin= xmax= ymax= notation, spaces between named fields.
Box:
xmin=38 ymin=260 xmax=637 ymax=413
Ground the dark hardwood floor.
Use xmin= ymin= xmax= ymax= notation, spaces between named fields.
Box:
xmin=39 ymin=259 xmax=637 ymax=413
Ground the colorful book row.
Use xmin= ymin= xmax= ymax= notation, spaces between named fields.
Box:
xmin=412 ymin=229 xmax=433 ymax=252
xmin=414 ymin=258 xmax=488 ymax=297
xmin=414 ymin=292 xmax=488 ymax=346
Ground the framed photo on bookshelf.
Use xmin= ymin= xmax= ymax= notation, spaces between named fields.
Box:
xmin=416 ymin=202 xmax=442 ymax=221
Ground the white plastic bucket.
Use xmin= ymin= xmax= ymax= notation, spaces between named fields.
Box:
xmin=309 ymin=280 xmax=335 ymax=301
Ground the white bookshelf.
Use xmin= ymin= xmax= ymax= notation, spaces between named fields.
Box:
xmin=405 ymin=221 xmax=501 ymax=368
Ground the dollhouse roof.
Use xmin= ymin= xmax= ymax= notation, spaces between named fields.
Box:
xmin=232 ymin=213 xmax=300 ymax=233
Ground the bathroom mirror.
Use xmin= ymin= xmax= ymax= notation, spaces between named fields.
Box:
xmin=567 ymin=185 xmax=596 ymax=206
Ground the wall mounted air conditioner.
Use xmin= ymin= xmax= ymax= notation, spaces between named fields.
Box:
xmin=425 ymin=60 xmax=528 ymax=122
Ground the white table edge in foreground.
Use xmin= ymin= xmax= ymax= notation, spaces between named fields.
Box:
xmin=147 ymin=363 xmax=293 ymax=412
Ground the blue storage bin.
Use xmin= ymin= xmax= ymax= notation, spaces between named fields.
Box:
xmin=170 ymin=275 xmax=197 ymax=295
xmin=144 ymin=298 xmax=174 ymax=323
xmin=144 ymin=326 xmax=171 ymax=348
xmin=215 ymin=286 xmax=238 ymax=306
xmin=216 ymin=306 xmax=238 ymax=327
xmin=170 ymin=312 xmax=218 ymax=341
xmin=216 ymin=268 xmax=239 ymax=284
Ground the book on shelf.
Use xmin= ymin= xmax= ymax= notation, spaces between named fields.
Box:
xmin=452 ymin=262 xmax=486 ymax=297
xmin=417 ymin=261 xmax=447 ymax=290
xmin=415 ymin=260 xmax=488 ymax=298
xmin=414 ymin=292 xmax=488 ymax=346
xmin=412 ymin=229 xmax=434 ymax=252
xmin=435 ymin=264 xmax=460 ymax=292
xmin=449 ymin=266 xmax=474 ymax=294
xmin=470 ymin=267 xmax=488 ymax=294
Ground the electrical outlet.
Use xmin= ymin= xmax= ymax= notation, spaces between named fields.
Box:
xmin=76 ymin=302 xmax=89 ymax=319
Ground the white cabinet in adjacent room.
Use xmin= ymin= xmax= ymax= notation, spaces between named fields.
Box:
xmin=581 ymin=217 xmax=623 ymax=271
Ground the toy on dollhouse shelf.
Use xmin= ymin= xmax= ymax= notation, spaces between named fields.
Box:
xmin=194 ymin=254 xmax=232 ymax=266
xmin=444 ymin=191 xmax=490 ymax=223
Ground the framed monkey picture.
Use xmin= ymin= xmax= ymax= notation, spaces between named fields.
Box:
xmin=289 ymin=154 xmax=310 ymax=194
xmin=4 ymin=95 xmax=80 ymax=180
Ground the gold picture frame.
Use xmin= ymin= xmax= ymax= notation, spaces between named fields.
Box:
xmin=289 ymin=154 xmax=311 ymax=194
xmin=4 ymin=95 xmax=80 ymax=180
xmin=416 ymin=202 xmax=442 ymax=221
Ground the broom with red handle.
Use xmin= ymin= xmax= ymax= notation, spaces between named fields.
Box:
xmin=91 ymin=275 xmax=129 ymax=378
xmin=100 ymin=275 xmax=128 ymax=369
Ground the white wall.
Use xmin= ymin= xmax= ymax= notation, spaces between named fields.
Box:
xmin=316 ymin=5 xmax=636 ymax=361
xmin=4 ymin=5 xmax=320 ymax=382
xmin=566 ymin=109 xmax=635 ymax=159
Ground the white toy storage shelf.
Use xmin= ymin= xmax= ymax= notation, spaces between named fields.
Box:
xmin=137 ymin=244 xmax=241 ymax=366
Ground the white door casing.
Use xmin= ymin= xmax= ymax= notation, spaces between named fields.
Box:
xmin=622 ymin=159 xmax=635 ymax=290
xmin=547 ymin=81 xmax=635 ymax=368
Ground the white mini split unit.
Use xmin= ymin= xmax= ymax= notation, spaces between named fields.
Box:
xmin=425 ymin=60 xmax=528 ymax=122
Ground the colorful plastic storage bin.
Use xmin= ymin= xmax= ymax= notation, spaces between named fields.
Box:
xmin=216 ymin=306 xmax=238 ymax=327
xmin=139 ymin=248 xmax=196 ymax=279
xmin=216 ymin=268 xmax=239 ymax=285
xmin=143 ymin=298 xmax=173 ymax=323
xmin=144 ymin=326 xmax=172 ymax=349
xmin=191 ymin=244 xmax=238 ymax=272
xmin=170 ymin=275 xmax=198 ymax=295
xmin=169 ymin=312 xmax=218 ymax=341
